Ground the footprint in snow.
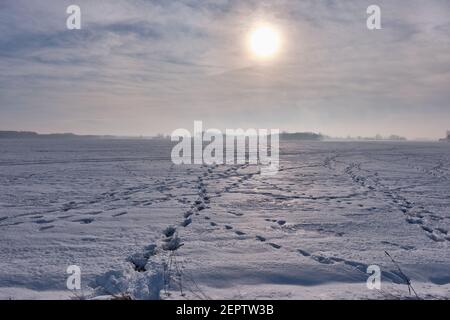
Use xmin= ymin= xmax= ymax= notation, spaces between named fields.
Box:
xmin=181 ymin=218 xmax=192 ymax=227
xmin=297 ymin=249 xmax=311 ymax=257
xmin=73 ymin=218 xmax=94 ymax=224
xmin=184 ymin=210 xmax=194 ymax=218
xmin=113 ymin=211 xmax=127 ymax=217
xmin=39 ymin=225 xmax=55 ymax=231
xmin=162 ymin=236 xmax=184 ymax=251
xmin=58 ymin=215 xmax=74 ymax=220
xmin=255 ymin=235 xmax=266 ymax=242
xmin=35 ymin=219 xmax=55 ymax=224
xmin=311 ymin=255 xmax=335 ymax=264
xmin=268 ymin=243 xmax=281 ymax=249
xmin=127 ymin=245 xmax=157 ymax=272
xmin=163 ymin=226 xmax=176 ymax=237
xmin=87 ymin=211 xmax=103 ymax=216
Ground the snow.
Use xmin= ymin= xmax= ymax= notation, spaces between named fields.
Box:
xmin=0 ymin=139 xmax=449 ymax=300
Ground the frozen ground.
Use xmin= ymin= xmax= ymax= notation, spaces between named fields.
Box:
xmin=0 ymin=139 xmax=449 ymax=300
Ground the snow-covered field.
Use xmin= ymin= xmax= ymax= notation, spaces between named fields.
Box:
xmin=0 ymin=139 xmax=449 ymax=300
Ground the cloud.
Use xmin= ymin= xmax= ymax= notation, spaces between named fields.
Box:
xmin=0 ymin=0 xmax=449 ymax=138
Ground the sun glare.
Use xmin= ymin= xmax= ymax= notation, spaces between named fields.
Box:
xmin=249 ymin=25 xmax=281 ymax=59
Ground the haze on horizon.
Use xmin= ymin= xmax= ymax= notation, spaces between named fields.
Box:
xmin=1 ymin=0 xmax=449 ymax=139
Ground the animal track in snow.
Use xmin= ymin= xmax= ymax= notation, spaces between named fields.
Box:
xmin=72 ymin=218 xmax=94 ymax=224
xmin=87 ymin=211 xmax=103 ymax=216
xmin=39 ymin=225 xmax=55 ymax=231
xmin=113 ymin=211 xmax=128 ymax=217
xmin=34 ymin=219 xmax=54 ymax=224
xmin=181 ymin=218 xmax=192 ymax=227
xmin=297 ymin=249 xmax=311 ymax=257
xmin=127 ymin=244 xmax=157 ymax=272
xmin=295 ymin=248 xmax=406 ymax=284
xmin=268 ymin=243 xmax=282 ymax=249
xmin=344 ymin=162 xmax=450 ymax=243
xmin=163 ymin=226 xmax=177 ymax=237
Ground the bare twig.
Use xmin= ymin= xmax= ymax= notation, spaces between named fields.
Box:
xmin=385 ymin=251 xmax=420 ymax=299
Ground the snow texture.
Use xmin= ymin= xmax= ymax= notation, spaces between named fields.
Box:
xmin=0 ymin=139 xmax=449 ymax=300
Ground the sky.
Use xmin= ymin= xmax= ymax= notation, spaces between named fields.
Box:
xmin=0 ymin=0 xmax=449 ymax=139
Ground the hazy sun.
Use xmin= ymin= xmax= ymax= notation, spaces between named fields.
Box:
xmin=249 ymin=25 xmax=281 ymax=59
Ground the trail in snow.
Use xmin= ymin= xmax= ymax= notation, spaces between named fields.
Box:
xmin=0 ymin=139 xmax=449 ymax=299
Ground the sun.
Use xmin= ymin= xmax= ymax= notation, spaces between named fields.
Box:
xmin=249 ymin=25 xmax=281 ymax=59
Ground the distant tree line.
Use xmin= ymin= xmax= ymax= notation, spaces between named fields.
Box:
xmin=279 ymin=132 xmax=324 ymax=141
xmin=0 ymin=131 xmax=104 ymax=139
